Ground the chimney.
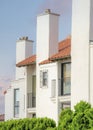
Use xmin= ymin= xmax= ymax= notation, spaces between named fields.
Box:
xmin=45 ymin=9 xmax=51 ymax=14
xmin=16 ymin=36 xmax=34 ymax=63
xmin=36 ymin=9 xmax=60 ymax=63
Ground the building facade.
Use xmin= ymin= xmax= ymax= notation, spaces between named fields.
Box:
xmin=5 ymin=0 xmax=93 ymax=123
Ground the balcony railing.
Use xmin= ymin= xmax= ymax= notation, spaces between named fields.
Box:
xmin=27 ymin=93 xmax=36 ymax=108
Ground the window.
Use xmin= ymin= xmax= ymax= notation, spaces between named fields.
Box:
xmin=32 ymin=113 xmax=36 ymax=118
xmin=60 ymin=102 xmax=71 ymax=110
xmin=59 ymin=102 xmax=71 ymax=114
xmin=62 ymin=102 xmax=71 ymax=109
xmin=40 ymin=70 xmax=48 ymax=87
xmin=61 ymin=63 xmax=71 ymax=95
xmin=14 ymin=89 xmax=19 ymax=118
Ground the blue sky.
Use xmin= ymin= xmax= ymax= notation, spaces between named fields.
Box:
xmin=0 ymin=0 xmax=72 ymax=114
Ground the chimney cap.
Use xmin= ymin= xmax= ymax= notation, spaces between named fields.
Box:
xmin=17 ymin=36 xmax=34 ymax=42
xmin=45 ymin=9 xmax=51 ymax=14
xmin=38 ymin=9 xmax=60 ymax=17
xmin=19 ymin=36 xmax=28 ymax=40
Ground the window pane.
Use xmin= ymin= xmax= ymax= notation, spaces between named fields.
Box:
xmin=63 ymin=77 xmax=71 ymax=94
xmin=14 ymin=107 xmax=19 ymax=118
xmin=14 ymin=89 xmax=19 ymax=117
xmin=40 ymin=70 xmax=48 ymax=87
xmin=63 ymin=63 xmax=71 ymax=77
xmin=62 ymin=63 xmax=71 ymax=95
xmin=62 ymin=102 xmax=71 ymax=109
xmin=16 ymin=89 xmax=19 ymax=101
xmin=43 ymin=71 xmax=48 ymax=86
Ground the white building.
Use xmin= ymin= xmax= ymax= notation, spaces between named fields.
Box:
xmin=5 ymin=0 xmax=93 ymax=123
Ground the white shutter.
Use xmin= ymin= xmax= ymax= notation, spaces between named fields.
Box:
xmin=40 ymin=70 xmax=43 ymax=87
xmin=51 ymin=80 xmax=56 ymax=97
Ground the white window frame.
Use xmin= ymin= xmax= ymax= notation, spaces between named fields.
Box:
xmin=40 ymin=70 xmax=48 ymax=88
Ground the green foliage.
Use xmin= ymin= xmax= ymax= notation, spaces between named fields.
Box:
xmin=58 ymin=108 xmax=73 ymax=130
xmin=1 ymin=101 xmax=93 ymax=130
xmin=58 ymin=101 xmax=93 ymax=130
xmin=0 ymin=117 xmax=56 ymax=130
xmin=74 ymin=101 xmax=91 ymax=113
xmin=46 ymin=127 xmax=57 ymax=130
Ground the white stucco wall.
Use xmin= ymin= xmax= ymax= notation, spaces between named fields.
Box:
xmin=36 ymin=63 xmax=58 ymax=122
xmin=71 ymin=0 xmax=92 ymax=108
xmin=90 ymin=43 xmax=93 ymax=106
xmin=5 ymin=88 xmax=13 ymax=121
xmin=5 ymin=78 xmax=26 ymax=120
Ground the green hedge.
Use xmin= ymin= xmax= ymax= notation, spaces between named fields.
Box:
xmin=58 ymin=101 xmax=93 ymax=130
xmin=46 ymin=127 xmax=57 ymax=130
xmin=0 ymin=117 xmax=56 ymax=130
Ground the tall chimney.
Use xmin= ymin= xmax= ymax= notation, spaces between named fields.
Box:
xmin=36 ymin=9 xmax=60 ymax=63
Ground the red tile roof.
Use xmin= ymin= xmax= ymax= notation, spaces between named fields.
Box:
xmin=16 ymin=36 xmax=71 ymax=66
xmin=50 ymin=44 xmax=70 ymax=61
xmin=0 ymin=114 xmax=4 ymax=121
xmin=39 ymin=59 xmax=53 ymax=65
xmin=39 ymin=36 xmax=71 ymax=64
xmin=58 ymin=36 xmax=71 ymax=52
xmin=16 ymin=55 xmax=36 ymax=67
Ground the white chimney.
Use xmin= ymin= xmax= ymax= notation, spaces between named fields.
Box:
xmin=36 ymin=9 xmax=60 ymax=63
xmin=16 ymin=36 xmax=33 ymax=63
xmin=16 ymin=36 xmax=33 ymax=79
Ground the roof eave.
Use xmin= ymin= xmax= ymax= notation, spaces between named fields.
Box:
xmin=16 ymin=62 xmax=36 ymax=67
xmin=50 ymin=55 xmax=71 ymax=61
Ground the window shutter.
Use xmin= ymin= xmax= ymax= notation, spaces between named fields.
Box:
xmin=40 ymin=70 xmax=43 ymax=87
xmin=46 ymin=70 xmax=48 ymax=86
xmin=51 ymin=80 xmax=56 ymax=97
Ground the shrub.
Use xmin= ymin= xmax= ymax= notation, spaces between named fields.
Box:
xmin=74 ymin=101 xmax=91 ymax=113
xmin=0 ymin=117 xmax=56 ymax=130
xmin=58 ymin=108 xmax=73 ymax=130
xmin=58 ymin=101 xmax=93 ymax=130
xmin=46 ymin=127 xmax=57 ymax=130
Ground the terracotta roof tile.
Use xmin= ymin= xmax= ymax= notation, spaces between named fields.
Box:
xmin=58 ymin=35 xmax=71 ymax=52
xmin=39 ymin=59 xmax=53 ymax=65
xmin=16 ymin=36 xmax=71 ymax=66
xmin=50 ymin=45 xmax=71 ymax=60
xmin=39 ymin=36 xmax=71 ymax=64
xmin=16 ymin=55 xmax=36 ymax=67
